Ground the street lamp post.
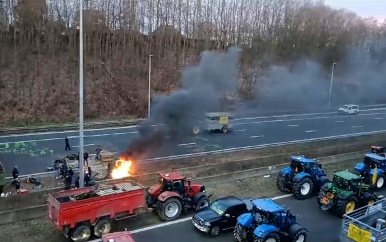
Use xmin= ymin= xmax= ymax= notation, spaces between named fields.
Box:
xmin=78 ymin=0 xmax=85 ymax=188
xmin=328 ymin=62 xmax=337 ymax=107
xmin=148 ymin=55 xmax=153 ymax=118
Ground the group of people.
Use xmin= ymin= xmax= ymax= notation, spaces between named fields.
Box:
xmin=55 ymin=158 xmax=94 ymax=190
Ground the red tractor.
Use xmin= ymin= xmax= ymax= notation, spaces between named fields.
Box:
xmin=146 ymin=172 xmax=210 ymax=221
xmin=371 ymin=146 xmax=386 ymax=157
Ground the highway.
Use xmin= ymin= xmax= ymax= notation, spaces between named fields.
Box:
xmin=0 ymin=107 xmax=386 ymax=175
xmin=129 ymin=192 xmax=384 ymax=242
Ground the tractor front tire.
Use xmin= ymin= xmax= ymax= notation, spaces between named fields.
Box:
xmin=336 ymin=196 xmax=358 ymax=217
xmin=276 ymin=175 xmax=291 ymax=193
xmin=293 ymin=177 xmax=314 ymax=200
xmin=157 ymin=197 xmax=182 ymax=221
xmin=289 ymin=223 xmax=308 ymax=242
xmin=317 ymin=190 xmax=324 ymax=206
xmin=262 ymin=233 xmax=281 ymax=242
xmin=233 ymin=224 xmax=248 ymax=242
xmin=374 ymin=174 xmax=386 ymax=190
xmin=195 ymin=196 xmax=210 ymax=211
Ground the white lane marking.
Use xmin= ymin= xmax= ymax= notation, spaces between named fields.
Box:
xmin=73 ymin=144 xmax=95 ymax=147
xmin=335 ymin=120 xmax=344 ymax=123
xmin=235 ymin=129 xmax=247 ymax=132
xmin=375 ymin=118 xmax=383 ymax=120
xmin=177 ymin=143 xmax=196 ymax=146
xmin=250 ymin=135 xmax=264 ymax=138
xmin=353 ymin=126 xmax=363 ymax=128
xmin=305 ymin=130 xmax=316 ymax=133
xmin=2 ymin=105 xmax=384 ymax=139
xmin=288 ymin=124 xmax=299 ymax=127
xmin=235 ymin=112 xmax=386 ymax=126
xmin=126 ymin=194 xmax=293 ymax=235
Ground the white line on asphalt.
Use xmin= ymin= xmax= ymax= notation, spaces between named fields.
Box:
xmin=335 ymin=120 xmax=344 ymax=123
xmin=375 ymin=118 xmax=383 ymax=120
xmin=353 ymin=126 xmax=363 ymax=128
xmin=288 ymin=124 xmax=299 ymax=127
xmin=305 ymin=130 xmax=316 ymax=133
xmin=73 ymin=144 xmax=95 ymax=147
xmin=127 ymin=194 xmax=293 ymax=235
xmin=250 ymin=135 xmax=264 ymax=138
xmin=177 ymin=143 xmax=196 ymax=146
xmin=235 ymin=129 xmax=247 ymax=132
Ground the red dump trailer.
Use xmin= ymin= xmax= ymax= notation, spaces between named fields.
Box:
xmin=47 ymin=181 xmax=145 ymax=242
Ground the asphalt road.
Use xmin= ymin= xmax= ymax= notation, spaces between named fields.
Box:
xmin=1 ymin=107 xmax=386 ymax=175
xmin=130 ymin=191 xmax=386 ymax=242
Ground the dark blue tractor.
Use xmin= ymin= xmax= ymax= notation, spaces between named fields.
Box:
xmin=276 ymin=156 xmax=330 ymax=200
xmin=353 ymin=153 xmax=386 ymax=190
xmin=233 ymin=198 xmax=308 ymax=242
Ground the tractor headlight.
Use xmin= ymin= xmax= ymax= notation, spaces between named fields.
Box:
xmin=204 ymin=222 xmax=211 ymax=226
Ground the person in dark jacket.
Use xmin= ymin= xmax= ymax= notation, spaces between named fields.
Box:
xmin=75 ymin=176 xmax=80 ymax=188
xmin=84 ymin=172 xmax=91 ymax=186
xmin=14 ymin=178 xmax=20 ymax=193
xmin=12 ymin=166 xmax=19 ymax=179
xmin=65 ymin=137 xmax=71 ymax=151
xmin=68 ymin=167 xmax=74 ymax=178
xmin=64 ymin=172 xmax=72 ymax=190
xmin=84 ymin=152 xmax=89 ymax=166
xmin=87 ymin=166 xmax=92 ymax=177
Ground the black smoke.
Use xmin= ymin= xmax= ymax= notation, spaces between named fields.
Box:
xmin=123 ymin=47 xmax=241 ymax=158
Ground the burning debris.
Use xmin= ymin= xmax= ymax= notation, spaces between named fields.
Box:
xmin=111 ymin=158 xmax=133 ymax=179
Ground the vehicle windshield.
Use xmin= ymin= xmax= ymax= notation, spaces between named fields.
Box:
xmin=333 ymin=175 xmax=349 ymax=189
xmin=290 ymin=160 xmax=303 ymax=172
xmin=364 ymin=157 xmax=377 ymax=168
xmin=342 ymin=105 xmax=350 ymax=109
xmin=210 ymin=201 xmax=227 ymax=215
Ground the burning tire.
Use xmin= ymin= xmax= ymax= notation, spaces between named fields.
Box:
xmin=157 ymin=197 xmax=182 ymax=221
xmin=293 ymin=177 xmax=314 ymax=200
xmin=70 ymin=224 xmax=91 ymax=242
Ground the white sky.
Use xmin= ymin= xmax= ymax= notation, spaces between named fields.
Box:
xmin=324 ymin=0 xmax=386 ymax=22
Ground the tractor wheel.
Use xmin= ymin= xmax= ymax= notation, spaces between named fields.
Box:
xmin=262 ymin=232 xmax=281 ymax=242
xmin=70 ymin=224 xmax=91 ymax=242
xmin=374 ymin=174 xmax=385 ymax=190
xmin=317 ymin=190 xmax=324 ymax=206
xmin=93 ymin=219 xmax=112 ymax=237
xmin=289 ymin=223 xmax=308 ymax=242
xmin=195 ymin=196 xmax=210 ymax=211
xmin=293 ymin=177 xmax=314 ymax=200
xmin=276 ymin=175 xmax=291 ymax=193
xmin=221 ymin=126 xmax=228 ymax=133
xmin=157 ymin=197 xmax=182 ymax=221
xmin=361 ymin=192 xmax=376 ymax=206
xmin=336 ymin=196 xmax=358 ymax=217
xmin=192 ymin=126 xmax=200 ymax=135
xmin=233 ymin=224 xmax=248 ymax=242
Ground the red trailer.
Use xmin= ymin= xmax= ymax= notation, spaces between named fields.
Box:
xmin=47 ymin=181 xmax=145 ymax=242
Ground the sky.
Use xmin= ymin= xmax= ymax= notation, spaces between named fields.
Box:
xmin=324 ymin=0 xmax=386 ymax=22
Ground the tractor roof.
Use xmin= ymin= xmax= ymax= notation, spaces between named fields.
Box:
xmin=365 ymin=153 xmax=386 ymax=161
xmin=159 ymin=172 xmax=185 ymax=180
xmin=334 ymin=171 xmax=360 ymax=181
xmin=291 ymin=156 xmax=316 ymax=163
xmin=252 ymin=198 xmax=285 ymax=213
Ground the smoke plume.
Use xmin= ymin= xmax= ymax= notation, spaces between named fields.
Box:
xmin=123 ymin=47 xmax=241 ymax=158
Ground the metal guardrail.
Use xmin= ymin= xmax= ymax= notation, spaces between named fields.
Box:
xmin=6 ymin=129 xmax=386 ymax=181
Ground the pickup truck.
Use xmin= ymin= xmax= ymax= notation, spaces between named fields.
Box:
xmin=47 ymin=181 xmax=145 ymax=242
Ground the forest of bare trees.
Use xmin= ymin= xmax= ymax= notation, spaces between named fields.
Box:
xmin=0 ymin=0 xmax=385 ymax=125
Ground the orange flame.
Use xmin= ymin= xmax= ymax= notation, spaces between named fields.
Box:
xmin=111 ymin=158 xmax=132 ymax=179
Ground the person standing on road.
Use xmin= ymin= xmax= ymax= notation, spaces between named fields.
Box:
xmin=65 ymin=137 xmax=71 ymax=151
xmin=0 ymin=164 xmax=5 ymax=196
xmin=95 ymin=146 xmax=102 ymax=160
xmin=84 ymin=151 xmax=89 ymax=166
xmin=12 ymin=166 xmax=19 ymax=179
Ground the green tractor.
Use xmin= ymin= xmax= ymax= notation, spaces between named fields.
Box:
xmin=317 ymin=170 xmax=383 ymax=217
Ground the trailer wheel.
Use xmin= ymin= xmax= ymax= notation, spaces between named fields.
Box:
xmin=70 ymin=224 xmax=91 ymax=242
xmin=157 ymin=197 xmax=182 ymax=221
xmin=93 ymin=219 xmax=112 ymax=237
xmin=221 ymin=126 xmax=228 ymax=133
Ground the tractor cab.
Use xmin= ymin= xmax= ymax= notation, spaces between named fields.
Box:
xmin=354 ymin=153 xmax=386 ymax=178
xmin=158 ymin=172 xmax=190 ymax=196
xmin=290 ymin=156 xmax=320 ymax=173
xmin=332 ymin=172 xmax=360 ymax=190
xmin=371 ymin=146 xmax=385 ymax=157
xmin=251 ymin=199 xmax=296 ymax=227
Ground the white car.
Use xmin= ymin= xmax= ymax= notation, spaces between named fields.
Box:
xmin=338 ymin=104 xmax=359 ymax=114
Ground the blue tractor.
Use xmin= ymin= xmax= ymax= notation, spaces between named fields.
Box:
xmin=353 ymin=153 xmax=386 ymax=190
xmin=276 ymin=156 xmax=330 ymax=200
xmin=233 ymin=198 xmax=308 ymax=242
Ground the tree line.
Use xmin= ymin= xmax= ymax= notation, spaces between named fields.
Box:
xmin=0 ymin=0 xmax=385 ymax=124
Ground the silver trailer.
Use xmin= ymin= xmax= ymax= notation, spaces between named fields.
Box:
xmin=192 ymin=112 xmax=234 ymax=134
xmin=340 ymin=198 xmax=386 ymax=242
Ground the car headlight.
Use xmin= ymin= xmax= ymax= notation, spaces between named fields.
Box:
xmin=204 ymin=222 xmax=211 ymax=226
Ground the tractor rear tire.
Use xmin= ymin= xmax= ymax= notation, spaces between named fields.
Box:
xmin=289 ymin=223 xmax=308 ymax=242
xmin=70 ymin=224 xmax=91 ymax=242
xmin=317 ymin=190 xmax=324 ymax=206
xmin=293 ymin=177 xmax=314 ymax=200
xmin=336 ymin=196 xmax=358 ymax=217
xmin=93 ymin=219 xmax=112 ymax=237
xmin=157 ymin=197 xmax=182 ymax=221
xmin=276 ymin=175 xmax=291 ymax=193
xmin=195 ymin=196 xmax=210 ymax=211
xmin=262 ymin=233 xmax=281 ymax=242
xmin=361 ymin=192 xmax=376 ymax=206
xmin=233 ymin=224 xmax=248 ymax=242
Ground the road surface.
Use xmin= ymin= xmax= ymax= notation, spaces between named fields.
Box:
xmin=130 ymin=191 xmax=386 ymax=242
xmin=0 ymin=108 xmax=386 ymax=175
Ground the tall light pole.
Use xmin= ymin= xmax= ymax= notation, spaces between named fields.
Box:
xmin=78 ymin=0 xmax=85 ymax=188
xmin=148 ymin=54 xmax=153 ymax=118
xmin=328 ymin=62 xmax=337 ymax=107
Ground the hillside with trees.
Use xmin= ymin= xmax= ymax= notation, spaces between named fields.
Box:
xmin=0 ymin=0 xmax=385 ymax=125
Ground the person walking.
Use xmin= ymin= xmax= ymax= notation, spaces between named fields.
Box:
xmin=65 ymin=137 xmax=71 ymax=151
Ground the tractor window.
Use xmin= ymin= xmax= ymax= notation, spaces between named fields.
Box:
xmin=364 ymin=157 xmax=377 ymax=168
xmin=172 ymin=181 xmax=184 ymax=195
xmin=333 ymin=176 xmax=349 ymax=190
xmin=210 ymin=201 xmax=227 ymax=215
xmin=290 ymin=160 xmax=303 ymax=173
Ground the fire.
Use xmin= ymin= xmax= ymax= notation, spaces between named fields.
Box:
xmin=111 ymin=158 xmax=132 ymax=179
